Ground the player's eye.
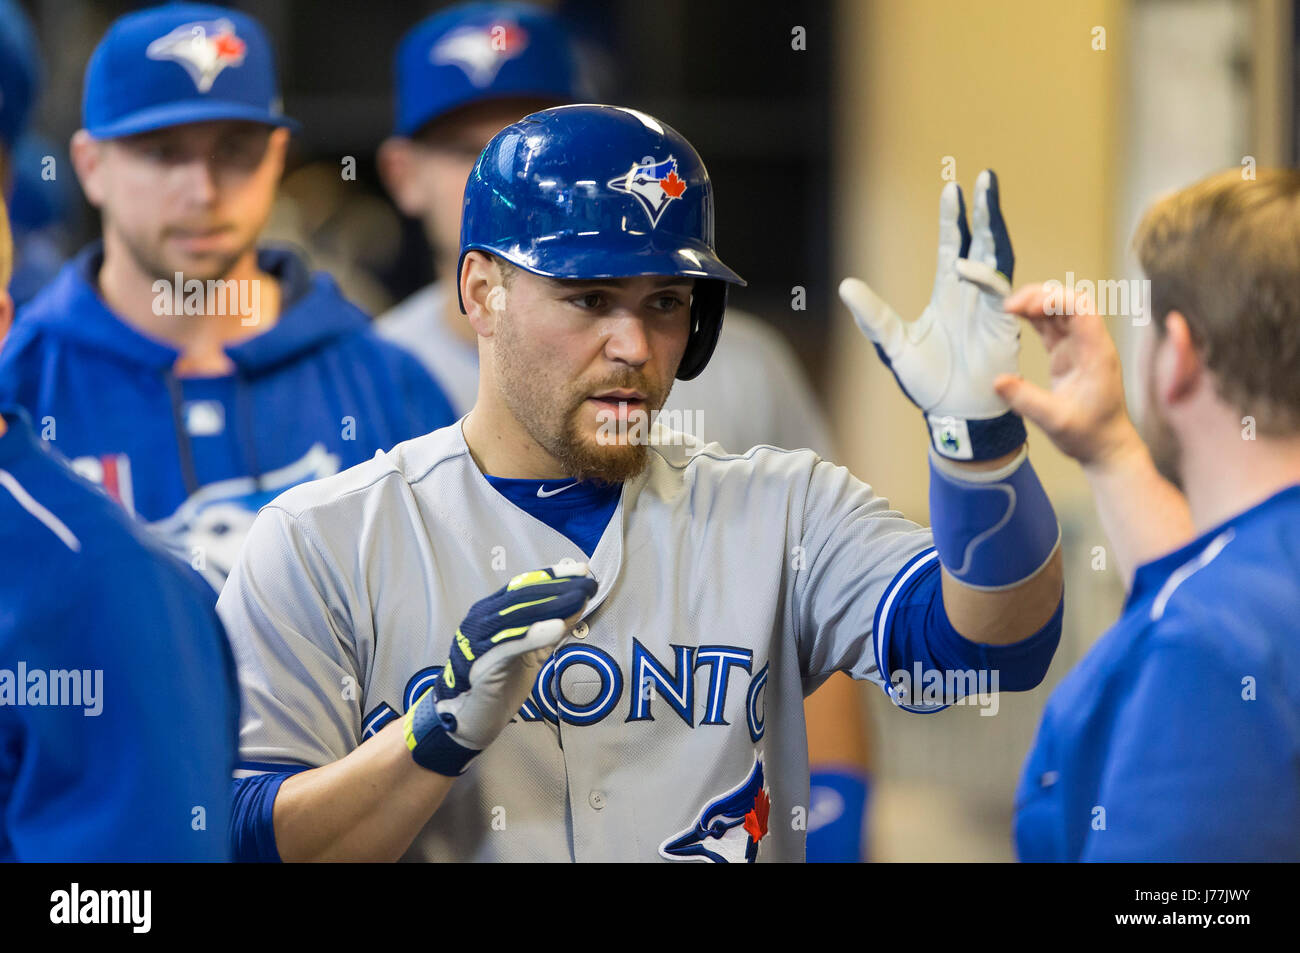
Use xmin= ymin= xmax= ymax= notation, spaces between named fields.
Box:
xmin=135 ymin=141 xmax=183 ymax=163
xmin=435 ymin=141 xmax=485 ymax=160
xmin=569 ymin=292 xmax=607 ymax=311
xmin=651 ymin=294 xmax=688 ymax=313
xmin=214 ymin=134 xmax=269 ymax=168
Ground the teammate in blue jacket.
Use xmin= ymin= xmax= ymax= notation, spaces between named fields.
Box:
xmin=0 ymin=4 xmax=455 ymax=588
xmin=0 ymin=196 xmax=238 ymax=861
xmin=999 ymin=168 xmax=1300 ymax=860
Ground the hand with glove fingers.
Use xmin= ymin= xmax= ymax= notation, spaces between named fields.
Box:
xmin=404 ymin=561 xmax=598 ymax=776
xmin=839 ymin=169 xmax=1025 ymax=462
xmin=993 ymin=282 xmax=1138 ymax=467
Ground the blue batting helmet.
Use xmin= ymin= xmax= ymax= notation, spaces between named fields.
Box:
xmin=458 ymin=104 xmax=745 ymax=380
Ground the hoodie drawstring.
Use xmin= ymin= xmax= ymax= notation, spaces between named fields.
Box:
xmin=235 ymin=370 xmax=264 ymax=492
xmin=165 ymin=369 xmax=265 ymax=499
xmin=164 ymin=370 xmax=200 ymax=499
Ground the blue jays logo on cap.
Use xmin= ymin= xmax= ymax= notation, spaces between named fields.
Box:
xmin=431 ymin=20 xmax=529 ymax=88
xmin=146 ymin=18 xmax=247 ymax=94
xmin=660 ymin=757 xmax=770 ymax=863
xmin=81 ymin=4 xmax=297 ymax=140
xmin=608 ymin=156 xmax=687 ymax=228
xmin=394 ymin=4 xmax=584 ymax=137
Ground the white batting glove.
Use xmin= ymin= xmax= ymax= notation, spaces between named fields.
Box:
xmin=838 ymin=169 xmax=1026 ymax=461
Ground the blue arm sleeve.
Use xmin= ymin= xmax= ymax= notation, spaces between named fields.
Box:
xmin=877 ymin=551 xmax=1063 ymax=712
xmin=231 ymin=772 xmax=296 ymax=863
xmin=805 ymin=769 xmax=870 ymax=863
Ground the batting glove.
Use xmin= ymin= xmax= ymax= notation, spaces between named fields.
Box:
xmin=838 ymin=169 xmax=1025 ymax=461
xmin=404 ymin=562 xmax=598 ymax=776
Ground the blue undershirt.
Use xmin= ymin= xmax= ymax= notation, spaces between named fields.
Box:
xmin=483 ymin=475 xmax=622 ymax=557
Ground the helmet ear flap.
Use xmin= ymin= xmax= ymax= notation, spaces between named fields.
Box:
xmin=676 ymin=279 xmax=727 ymax=381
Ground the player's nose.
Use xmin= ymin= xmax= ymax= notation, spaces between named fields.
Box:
xmin=601 ymin=313 xmax=652 ymax=367
xmin=175 ymin=156 xmax=221 ymax=207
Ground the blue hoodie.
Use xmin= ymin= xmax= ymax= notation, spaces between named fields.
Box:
xmin=0 ymin=244 xmax=456 ymax=588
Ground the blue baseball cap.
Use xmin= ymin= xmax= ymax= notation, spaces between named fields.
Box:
xmin=394 ymin=2 xmax=585 ymax=138
xmin=0 ymin=0 xmax=41 ymax=150
xmin=82 ymin=3 xmax=298 ymax=139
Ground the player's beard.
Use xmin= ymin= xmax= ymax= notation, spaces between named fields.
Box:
xmin=114 ymin=220 xmax=253 ymax=285
xmin=1139 ymin=352 xmax=1184 ymax=491
xmin=493 ymin=313 xmax=672 ymax=485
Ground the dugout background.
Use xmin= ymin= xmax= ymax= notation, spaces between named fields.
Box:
xmin=11 ymin=0 xmax=1296 ymax=860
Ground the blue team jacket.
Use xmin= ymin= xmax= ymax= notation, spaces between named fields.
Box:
xmin=0 ymin=409 xmax=240 ymax=860
xmin=1015 ymin=485 xmax=1300 ymax=861
xmin=0 ymin=243 xmax=455 ymax=585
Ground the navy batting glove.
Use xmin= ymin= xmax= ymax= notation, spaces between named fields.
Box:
xmin=404 ymin=562 xmax=597 ymax=776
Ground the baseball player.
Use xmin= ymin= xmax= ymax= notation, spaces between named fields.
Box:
xmin=376 ymin=2 xmax=872 ymax=860
xmin=219 ymin=104 xmax=1065 ymax=862
xmin=0 ymin=195 xmax=239 ymax=861
xmin=0 ymin=4 xmax=455 ymax=589
xmin=0 ymin=0 xmax=38 ymax=195
xmin=1003 ymin=168 xmax=1300 ymax=860
xmin=0 ymin=0 xmax=67 ymax=311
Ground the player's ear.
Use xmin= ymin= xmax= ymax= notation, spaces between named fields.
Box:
xmin=0 ymin=289 xmax=12 ymax=346
xmin=461 ymin=251 xmax=501 ymax=337
xmin=377 ymin=137 xmax=425 ymax=216
xmin=265 ymin=127 xmax=290 ymax=178
xmin=0 ymin=195 xmax=10 ymax=342
xmin=69 ymin=130 xmax=107 ymax=209
xmin=1154 ymin=310 xmax=1201 ymax=407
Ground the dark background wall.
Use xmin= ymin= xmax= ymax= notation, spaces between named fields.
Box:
xmin=16 ymin=0 xmax=834 ymax=380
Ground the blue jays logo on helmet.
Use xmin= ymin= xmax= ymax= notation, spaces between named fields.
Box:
xmin=660 ymin=757 xmax=771 ymax=863
xmin=607 ymin=155 xmax=687 ymax=228
xmin=146 ymin=18 xmax=247 ymax=93
xmin=431 ymin=21 xmax=529 ymax=88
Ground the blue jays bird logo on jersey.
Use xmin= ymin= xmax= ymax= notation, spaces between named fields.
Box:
xmin=660 ymin=757 xmax=770 ymax=863
xmin=146 ymin=19 xmax=247 ymax=93
xmin=150 ymin=444 xmax=339 ymax=590
xmin=608 ymin=156 xmax=687 ymax=228
xmin=431 ymin=22 xmax=529 ymax=87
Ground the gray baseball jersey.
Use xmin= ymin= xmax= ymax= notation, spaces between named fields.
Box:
xmin=216 ymin=420 xmax=934 ymax=862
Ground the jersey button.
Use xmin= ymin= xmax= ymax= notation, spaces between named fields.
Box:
xmin=572 ymin=621 xmax=589 ymax=639
xmin=588 ymin=790 xmax=606 ymax=810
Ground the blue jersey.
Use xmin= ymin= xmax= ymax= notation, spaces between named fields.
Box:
xmin=1016 ymin=484 xmax=1300 ymax=861
xmin=0 ymin=409 xmax=239 ymax=860
xmin=0 ymin=244 xmax=456 ymax=587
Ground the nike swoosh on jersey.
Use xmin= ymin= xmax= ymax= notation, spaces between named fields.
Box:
xmin=536 ymin=482 xmax=579 ymax=498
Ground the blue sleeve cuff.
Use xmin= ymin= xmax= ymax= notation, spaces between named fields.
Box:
xmin=806 ymin=769 xmax=870 ymax=863
xmin=875 ymin=549 xmax=1063 ymax=712
xmin=231 ymin=770 xmax=301 ymax=863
